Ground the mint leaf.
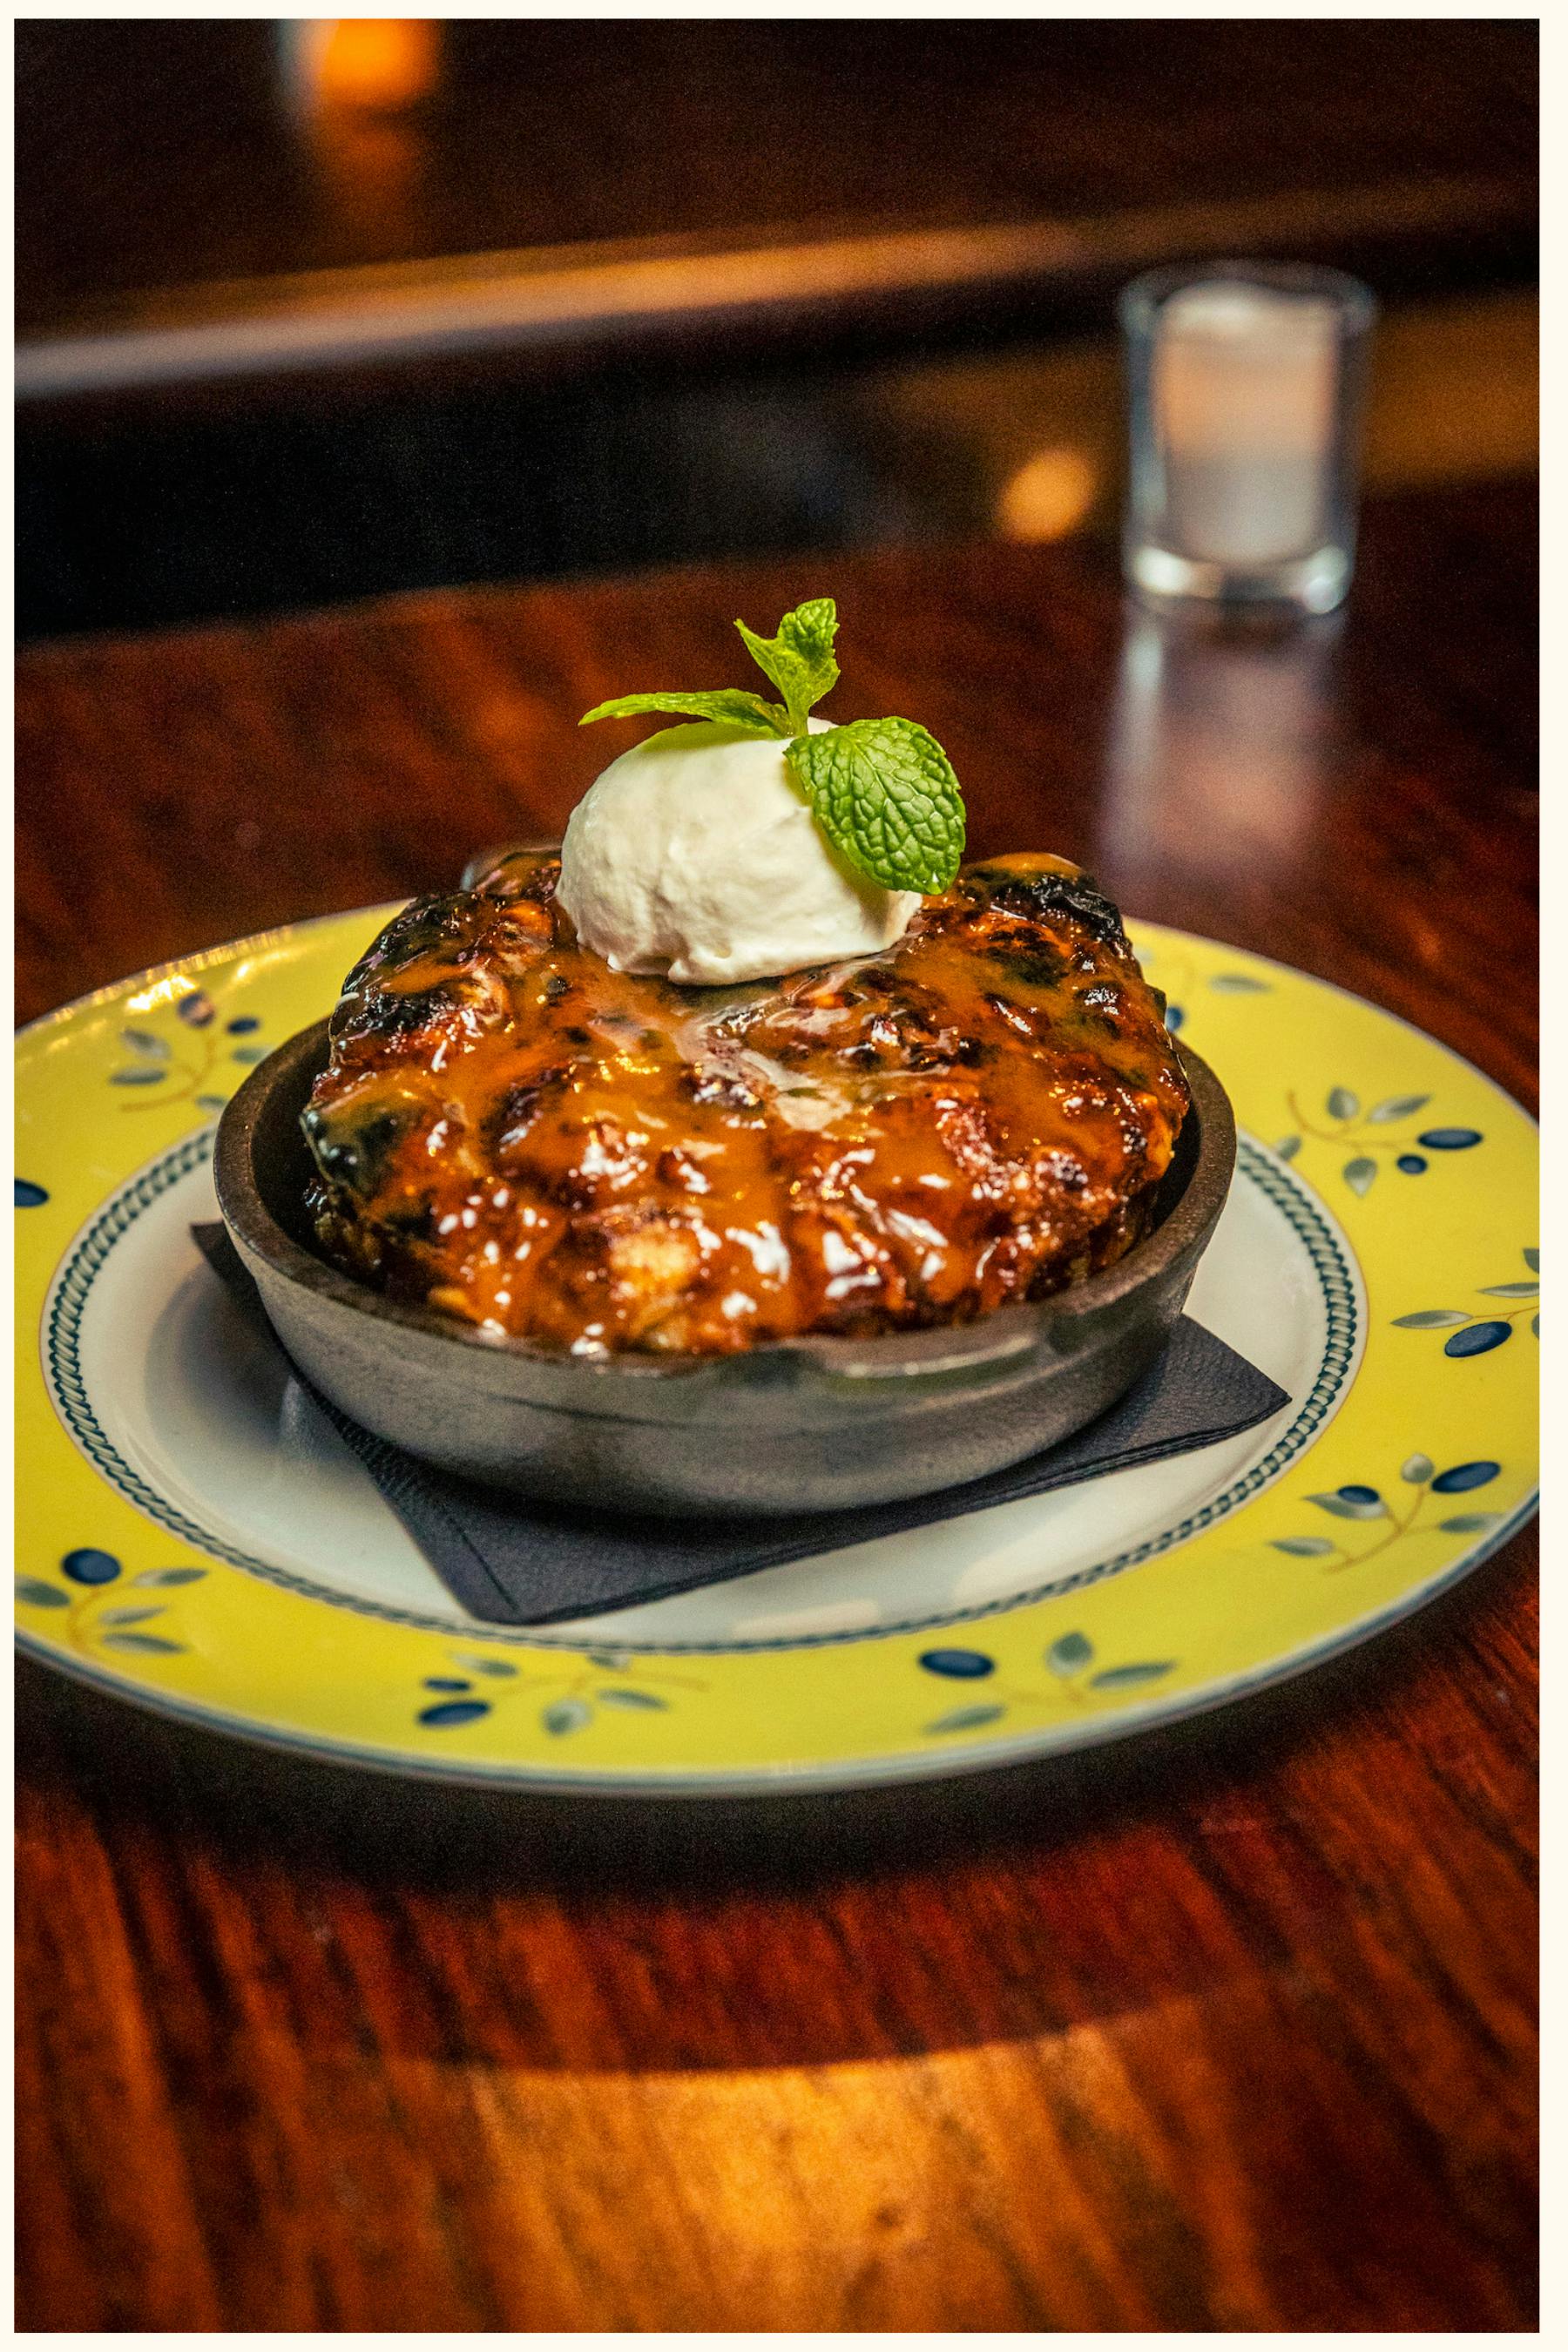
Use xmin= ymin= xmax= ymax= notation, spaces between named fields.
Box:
xmin=576 ymin=603 xmax=968 ymax=900
xmin=735 ymin=598 xmax=840 ymax=734
xmin=787 ymin=718 xmax=965 ymax=894
xmin=579 ymin=689 xmax=787 ymax=736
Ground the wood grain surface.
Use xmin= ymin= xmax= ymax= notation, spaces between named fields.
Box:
xmin=15 ymin=483 xmax=1538 ymax=2331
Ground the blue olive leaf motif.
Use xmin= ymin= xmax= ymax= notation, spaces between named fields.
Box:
xmin=1046 ymin=1631 xmax=1094 ymax=1675
xmin=101 ymin=1632 xmax=185 ymax=1655
xmin=416 ymin=1651 xmax=688 ymax=1732
xmin=231 ymin=1047 xmax=267 ymax=1067
xmin=1271 ymin=1460 xmax=1508 ymax=1575
xmin=120 ymin=1028 xmax=172 ymax=1062
xmin=919 ymin=1648 xmax=996 ymax=1679
xmin=918 ymin=1635 xmax=1179 ymax=1736
xmin=61 ymin=1548 xmax=121 ymax=1585
xmin=926 ymin=1704 xmax=1008 ymax=1736
xmin=1396 ymin=1155 xmax=1428 ymax=1175
xmin=15 ymin=1179 xmax=49 ymax=1207
xmin=1444 ymin=1321 xmax=1511 ymax=1358
xmin=1429 ymin=1461 xmax=1499 ymax=1493
xmin=1274 ymin=1135 xmax=1301 ymax=1161
xmin=1394 ymin=1248 xmax=1538 ymax=1355
xmin=1416 ymin=1128 xmax=1483 ymax=1151
xmin=1309 ymin=1486 xmax=1386 ymax=1520
xmin=226 ymin=1016 xmax=261 ymax=1035
xmin=1328 ymin=1087 xmax=1360 ymax=1120
xmin=98 ymin=1607 xmax=166 ymax=1629
xmin=1164 ymin=1004 xmax=1185 ymax=1032
xmin=111 ymin=1067 xmax=166 ymax=1087
xmin=16 ymin=1578 xmax=69 ymax=1608
xmin=1369 ymin=1094 xmax=1430 ymax=1123
xmin=195 ymin=1095 xmax=229 ymax=1112
xmin=1208 ymin=972 xmax=1271 ymax=994
xmin=177 ymin=990 xmax=217 ymax=1028
xmin=132 ymin=1567 xmax=207 ymax=1587
xmin=1342 ymin=1156 xmax=1378 ymax=1197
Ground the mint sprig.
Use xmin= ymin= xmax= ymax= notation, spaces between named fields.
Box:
xmin=786 ymin=718 xmax=965 ymax=896
xmin=578 ymin=687 xmax=786 ymax=737
xmin=733 ymin=598 xmax=840 ymax=737
xmin=578 ymin=598 xmax=966 ymax=895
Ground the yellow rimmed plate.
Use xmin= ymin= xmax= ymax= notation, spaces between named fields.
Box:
xmin=16 ymin=910 xmax=1538 ymax=1795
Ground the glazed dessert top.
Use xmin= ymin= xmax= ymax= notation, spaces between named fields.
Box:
xmin=302 ymin=849 xmax=1190 ymax=1355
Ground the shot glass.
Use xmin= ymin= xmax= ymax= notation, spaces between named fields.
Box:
xmin=1120 ymin=262 xmax=1375 ymax=614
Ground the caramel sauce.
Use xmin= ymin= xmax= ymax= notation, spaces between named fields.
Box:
xmin=304 ymin=849 xmax=1189 ymax=1355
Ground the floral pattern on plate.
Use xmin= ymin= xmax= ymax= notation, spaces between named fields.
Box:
xmin=916 ymin=1635 xmax=1175 ymax=1738
xmin=1265 ymin=1455 xmax=1506 ymax=1573
xmin=1391 ymin=1248 xmax=1539 ymax=1355
xmin=112 ymin=984 xmax=267 ymax=1114
xmin=416 ymin=1646 xmax=707 ymax=1734
xmin=15 ymin=1550 xmax=206 ymax=1659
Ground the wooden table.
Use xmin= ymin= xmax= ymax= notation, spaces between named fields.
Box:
xmin=16 ymin=483 xmax=1538 ymax=2331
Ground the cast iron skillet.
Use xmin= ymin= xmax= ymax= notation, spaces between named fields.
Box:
xmin=214 ymin=1012 xmax=1235 ymax=1517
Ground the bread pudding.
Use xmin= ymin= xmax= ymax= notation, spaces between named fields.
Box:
xmin=301 ymin=847 xmax=1189 ymax=1355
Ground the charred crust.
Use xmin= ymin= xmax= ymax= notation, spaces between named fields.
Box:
xmin=335 ymin=985 xmax=455 ymax=1044
xmin=968 ymin=862 xmax=1130 ymax=953
xmin=301 ymin=1095 xmax=423 ymax=1199
xmin=987 ymin=943 xmax=1070 ymax=989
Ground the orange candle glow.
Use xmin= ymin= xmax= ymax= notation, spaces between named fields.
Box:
xmin=287 ymin=19 xmax=439 ymax=116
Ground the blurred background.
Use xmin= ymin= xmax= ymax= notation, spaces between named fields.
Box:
xmin=16 ymin=17 xmax=1537 ymax=643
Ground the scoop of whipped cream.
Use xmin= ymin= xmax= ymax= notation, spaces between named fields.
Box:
xmin=555 ymin=720 xmax=923 ymax=985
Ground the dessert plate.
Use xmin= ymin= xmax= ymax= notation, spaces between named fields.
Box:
xmin=16 ymin=910 xmax=1538 ymax=1794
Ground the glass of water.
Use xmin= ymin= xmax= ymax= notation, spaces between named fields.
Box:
xmin=1120 ymin=262 xmax=1375 ymax=614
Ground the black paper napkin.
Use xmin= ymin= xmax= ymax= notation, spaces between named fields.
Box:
xmin=193 ymin=1224 xmax=1288 ymax=1626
